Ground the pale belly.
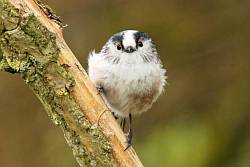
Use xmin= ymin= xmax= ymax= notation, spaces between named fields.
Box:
xmin=88 ymin=53 xmax=166 ymax=117
xmin=102 ymin=66 xmax=162 ymax=117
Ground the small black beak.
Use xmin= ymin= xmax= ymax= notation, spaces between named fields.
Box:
xmin=124 ymin=46 xmax=136 ymax=53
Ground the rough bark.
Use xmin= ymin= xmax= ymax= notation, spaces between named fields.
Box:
xmin=0 ymin=0 xmax=143 ymax=166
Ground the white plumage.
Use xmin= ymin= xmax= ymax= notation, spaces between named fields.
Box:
xmin=88 ymin=30 xmax=167 ymax=118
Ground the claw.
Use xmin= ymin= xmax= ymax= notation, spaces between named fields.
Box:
xmin=120 ymin=118 xmax=126 ymax=131
xmin=96 ymin=85 xmax=104 ymax=95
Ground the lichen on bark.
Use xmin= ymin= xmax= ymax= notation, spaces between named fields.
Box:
xmin=0 ymin=0 xmax=114 ymax=166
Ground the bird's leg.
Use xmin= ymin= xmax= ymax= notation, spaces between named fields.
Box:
xmin=124 ymin=114 xmax=132 ymax=151
xmin=120 ymin=118 xmax=124 ymax=127
xmin=122 ymin=118 xmax=126 ymax=131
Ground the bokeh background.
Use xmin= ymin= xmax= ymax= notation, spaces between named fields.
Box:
xmin=1 ymin=0 xmax=250 ymax=166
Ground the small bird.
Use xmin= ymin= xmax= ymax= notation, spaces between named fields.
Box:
xmin=88 ymin=30 xmax=167 ymax=149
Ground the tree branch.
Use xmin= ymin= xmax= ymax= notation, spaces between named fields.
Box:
xmin=0 ymin=0 xmax=143 ymax=166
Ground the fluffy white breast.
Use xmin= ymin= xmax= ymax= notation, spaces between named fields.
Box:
xmin=88 ymin=51 xmax=166 ymax=117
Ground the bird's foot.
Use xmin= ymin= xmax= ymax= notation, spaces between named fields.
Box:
xmin=96 ymin=85 xmax=104 ymax=95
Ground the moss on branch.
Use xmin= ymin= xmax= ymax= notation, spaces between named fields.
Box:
xmin=0 ymin=0 xmax=114 ymax=166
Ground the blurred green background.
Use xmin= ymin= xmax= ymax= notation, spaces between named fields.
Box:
xmin=1 ymin=0 xmax=250 ymax=166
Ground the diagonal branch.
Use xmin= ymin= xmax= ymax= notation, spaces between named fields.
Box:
xmin=0 ymin=0 xmax=143 ymax=166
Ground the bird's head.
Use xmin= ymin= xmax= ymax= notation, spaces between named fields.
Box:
xmin=101 ymin=30 xmax=159 ymax=63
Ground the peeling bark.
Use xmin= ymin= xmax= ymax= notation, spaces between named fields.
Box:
xmin=0 ymin=0 xmax=143 ymax=166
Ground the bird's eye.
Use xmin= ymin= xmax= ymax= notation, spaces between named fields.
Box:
xmin=138 ymin=41 xmax=143 ymax=47
xmin=117 ymin=44 xmax=122 ymax=50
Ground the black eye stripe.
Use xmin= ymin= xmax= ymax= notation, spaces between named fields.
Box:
xmin=111 ymin=32 xmax=125 ymax=50
xmin=134 ymin=31 xmax=150 ymax=48
xmin=112 ymin=35 xmax=123 ymax=42
xmin=134 ymin=31 xmax=149 ymax=41
xmin=111 ymin=32 xmax=124 ymax=42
